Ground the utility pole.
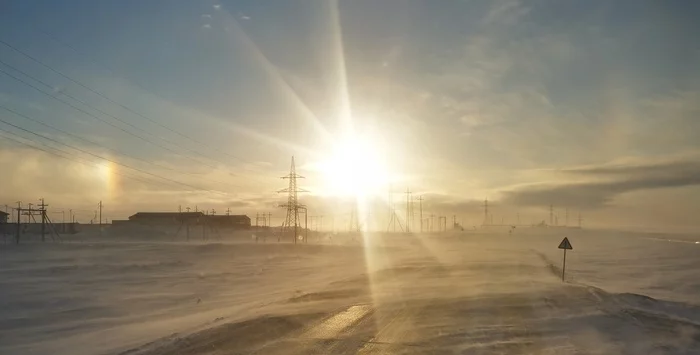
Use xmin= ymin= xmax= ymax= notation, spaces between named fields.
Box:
xmin=267 ymin=212 xmax=272 ymax=227
xmin=416 ymin=195 xmax=424 ymax=233
xmin=16 ymin=201 xmax=21 ymax=244
xmin=483 ymin=198 xmax=489 ymax=226
xmin=203 ymin=210 xmax=207 ymax=240
xmin=39 ymin=198 xmax=48 ymax=242
xmin=549 ymin=204 xmax=553 ymax=226
xmin=565 ymin=208 xmax=569 ymax=227
xmin=226 ymin=208 xmax=231 ymax=216
xmin=405 ymin=188 xmax=412 ymax=233
xmin=578 ymin=213 xmax=582 ymax=228
xmin=98 ymin=200 xmax=103 ymax=235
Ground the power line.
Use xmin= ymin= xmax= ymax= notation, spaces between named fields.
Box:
xmin=0 ymin=129 xmax=176 ymax=189
xmin=32 ymin=26 xmax=253 ymax=165
xmin=0 ymin=38 xmax=252 ymax=165
xmin=0 ymin=109 xmax=232 ymax=196
xmin=0 ymin=96 xmax=243 ymax=190
xmin=0 ymin=61 xmax=224 ymax=171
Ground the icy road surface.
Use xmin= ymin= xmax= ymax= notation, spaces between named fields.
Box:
xmin=1 ymin=229 xmax=700 ymax=354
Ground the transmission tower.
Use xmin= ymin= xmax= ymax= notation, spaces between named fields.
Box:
xmin=386 ymin=188 xmax=404 ymax=232
xmin=416 ymin=195 xmax=424 ymax=233
xmin=405 ymin=188 xmax=412 ymax=233
xmin=482 ymin=198 xmax=489 ymax=226
xmin=549 ymin=204 xmax=554 ymax=226
xmin=278 ymin=156 xmax=306 ymax=244
xmin=349 ymin=206 xmax=360 ymax=233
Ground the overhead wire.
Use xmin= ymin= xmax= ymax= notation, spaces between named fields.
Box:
xmin=0 ymin=108 xmax=232 ymax=196
xmin=0 ymin=61 xmax=224 ymax=171
xmin=0 ymin=128 xmax=174 ymax=189
xmin=0 ymin=38 xmax=253 ymax=165
xmin=0 ymin=102 xmax=244 ymax=190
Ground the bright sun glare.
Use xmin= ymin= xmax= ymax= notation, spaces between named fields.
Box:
xmin=315 ymin=133 xmax=392 ymax=198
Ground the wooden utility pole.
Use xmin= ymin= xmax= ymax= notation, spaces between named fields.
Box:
xmin=39 ymin=198 xmax=48 ymax=242
xmin=203 ymin=210 xmax=207 ymax=240
xmin=98 ymin=200 xmax=103 ymax=236
xmin=16 ymin=201 xmax=21 ymax=244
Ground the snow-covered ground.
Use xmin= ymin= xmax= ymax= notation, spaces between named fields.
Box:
xmin=1 ymin=228 xmax=699 ymax=354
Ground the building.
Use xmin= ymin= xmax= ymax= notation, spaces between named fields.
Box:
xmin=206 ymin=215 xmax=251 ymax=229
xmin=127 ymin=212 xmax=204 ymax=225
xmin=0 ymin=211 xmax=8 ymax=224
xmin=120 ymin=212 xmax=251 ymax=229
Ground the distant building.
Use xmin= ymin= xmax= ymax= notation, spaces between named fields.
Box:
xmin=128 ymin=212 xmax=204 ymax=225
xmin=206 ymin=215 xmax=251 ymax=228
xmin=0 ymin=211 xmax=8 ymax=224
xmin=122 ymin=212 xmax=251 ymax=229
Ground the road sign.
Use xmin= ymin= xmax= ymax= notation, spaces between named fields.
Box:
xmin=558 ymin=237 xmax=573 ymax=250
xmin=558 ymin=237 xmax=572 ymax=282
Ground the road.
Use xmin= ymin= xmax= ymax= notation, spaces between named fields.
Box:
xmin=125 ymin=234 xmax=700 ymax=354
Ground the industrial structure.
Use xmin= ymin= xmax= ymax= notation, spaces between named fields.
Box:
xmin=278 ymin=156 xmax=307 ymax=243
xmin=112 ymin=212 xmax=251 ymax=229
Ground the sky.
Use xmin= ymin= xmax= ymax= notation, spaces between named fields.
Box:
xmin=0 ymin=0 xmax=699 ymax=231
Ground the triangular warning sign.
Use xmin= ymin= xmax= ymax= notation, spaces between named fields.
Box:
xmin=558 ymin=237 xmax=573 ymax=250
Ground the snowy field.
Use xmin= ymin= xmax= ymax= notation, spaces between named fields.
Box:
xmin=1 ymin=228 xmax=699 ymax=354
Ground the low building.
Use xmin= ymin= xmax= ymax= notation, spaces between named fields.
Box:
xmin=206 ymin=215 xmax=251 ymax=229
xmin=0 ymin=211 xmax=8 ymax=224
xmin=128 ymin=212 xmax=204 ymax=225
xmin=125 ymin=212 xmax=251 ymax=229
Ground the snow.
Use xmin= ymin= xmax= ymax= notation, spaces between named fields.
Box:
xmin=1 ymin=228 xmax=699 ymax=354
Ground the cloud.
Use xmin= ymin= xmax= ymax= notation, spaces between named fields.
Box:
xmin=212 ymin=4 xmax=221 ymax=10
xmin=502 ymin=155 xmax=700 ymax=208
xmin=482 ymin=0 xmax=530 ymax=26
xmin=202 ymin=24 xmax=212 ymax=29
xmin=201 ymin=14 xmax=212 ymax=19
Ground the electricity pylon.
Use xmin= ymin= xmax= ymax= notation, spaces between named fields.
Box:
xmin=279 ymin=156 xmax=306 ymax=244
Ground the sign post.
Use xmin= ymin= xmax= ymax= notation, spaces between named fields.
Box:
xmin=558 ymin=237 xmax=573 ymax=282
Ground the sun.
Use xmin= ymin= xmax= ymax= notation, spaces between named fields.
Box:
xmin=313 ymin=132 xmax=392 ymax=198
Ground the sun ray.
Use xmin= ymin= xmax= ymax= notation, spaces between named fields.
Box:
xmin=217 ymin=7 xmax=333 ymax=145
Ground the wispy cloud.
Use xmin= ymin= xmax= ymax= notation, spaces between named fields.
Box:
xmin=202 ymin=24 xmax=212 ymax=29
xmin=502 ymin=155 xmax=700 ymax=208
xmin=201 ymin=14 xmax=212 ymax=19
